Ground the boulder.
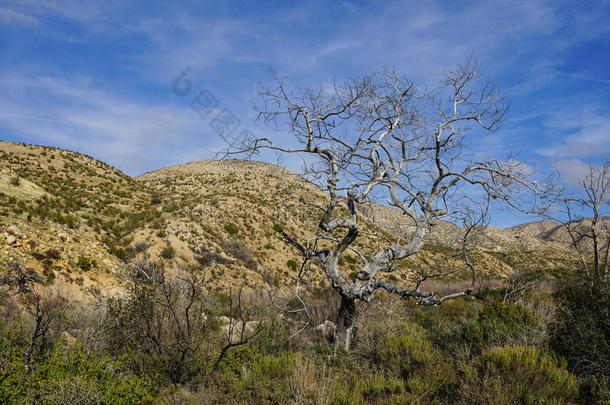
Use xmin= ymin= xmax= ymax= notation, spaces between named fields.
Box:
xmin=4 ymin=233 xmax=16 ymax=245
xmin=315 ymin=320 xmax=336 ymax=340
xmin=244 ymin=320 xmax=260 ymax=335
xmin=61 ymin=331 xmax=77 ymax=346
xmin=7 ymin=225 xmax=23 ymax=238
xmin=219 ymin=318 xmax=259 ymax=343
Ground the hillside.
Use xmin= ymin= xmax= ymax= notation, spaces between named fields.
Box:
xmin=508 ymin=217 xmax=610 ymax=246
xmin=0 ymin=141 xmax=580 ymax=297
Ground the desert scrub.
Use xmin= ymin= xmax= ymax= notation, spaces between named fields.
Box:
xmin=458 ymin=346 xmax=578 ymax=404
xmin=286 ymin=259 xmax=299 ymax=271
xmin=76 ymin=255 xmax=95 ymax=271
xmin=332 ymin=374 xmax=409 ymax=405
xmin=0 ymin=330 xmax=154 ymax=405
xmin=432 ymin=299 xmax=545 ymax=357
xmin=212 ymin=352 xmax=295 ymax=404
xmin=225 ymin=239 xmax=257 ymax=269
xmin=372 ymin=322 xmax=457 ymax=401
xmin=160 ymin=245 xmax=176 ymax=259
xmin=224 ymin=222 xmax=239 ymax=235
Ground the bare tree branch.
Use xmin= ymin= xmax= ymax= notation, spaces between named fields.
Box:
xmin=221 ymin=62 xmax=542 ymax=350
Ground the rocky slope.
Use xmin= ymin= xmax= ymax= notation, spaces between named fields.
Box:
xmin=508 ymin=217 xmax=610 ymax=247
xmin=0 ymin=141 xmax=580 ymax=297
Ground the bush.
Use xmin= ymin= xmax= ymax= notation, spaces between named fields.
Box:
xmin=212 ymin=353 xmax=295 ymax=404
xmin=76 ymin=255 xmax=95 ymax=271
xmin=0 ymin=327 xmax=154 ymax=405
xmin=111 ymin=246 xmax=130 ymax=261
xmin=459 ymin=346 xmax=578 ymax=404
xmin=286 ymin=259 xmax=298 ymax=271
xmin=549 ymin=277 xmax=610 ymax=403
xmin=150 ymin=193 xmax=162 ymax=205
xmin=332 ymin=374 xmax=409 ymax=404
xmin=226 ymin=240 xmax=254 ymax=264
xmin=9 ymin=176 xmax=20 ymax=187
xmin=435 ymin=300 xmax=545 ymax=357
xmin=373 ymin=323 xmax=456 ymax=402
xmin=549 ymin=277 xmax=610 ymax=377
xmin=104 ymin=261 xmax=209 ymax=384
xmin=577 ymin=375 xmax=610 ymax=404
xmin=224 ymin=222 xmax=239 ymax=235
xmin=160 ymin=245 xmax=176 ymax=259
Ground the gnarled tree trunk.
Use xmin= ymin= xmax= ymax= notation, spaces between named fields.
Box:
xmin=336 ymin=296 xmax=357 ymax=351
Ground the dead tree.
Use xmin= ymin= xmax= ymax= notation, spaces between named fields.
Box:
xmin=105 ymin=257 xmax=211 ymax=383
xmin=212 ymin=286 xmax=262 ymax=373
xmin=0 ymin=261 xmax=60 ymax=370
xmin=222 ymin=61 xmax=542 ymax=350
xmin=543 ymin=158 xmax=609 ymax=280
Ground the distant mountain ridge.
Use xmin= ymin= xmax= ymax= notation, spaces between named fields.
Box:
xmin=0 ymin=141 xmax=581 ymax=296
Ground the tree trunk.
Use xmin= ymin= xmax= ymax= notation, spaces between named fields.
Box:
xmin=335 ymin=296 xmax=357 ymax=351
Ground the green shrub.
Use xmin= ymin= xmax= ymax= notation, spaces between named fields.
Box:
xmin=160 ymin=245 xmax=176 ymax=259
xmin=111 ymin=246 xmax=130 ymax=261
xmin=150 ymin=193 xmax=162 ymax=204
xmin=224 ymin=222 xmax=239 ymax=235
xmin=549 ymin=277 xmax=610 ymax=377
xmin=435 ymin=300 xmax=545 ymax=357
xmin=0 ymin=326 xmax=154 ymax=405
xmin=287 ymin=259 xmax=299 ymax=271
xmin=332 ymin=374 xmax=408 ymax=404
xmin=375 ymin=323 xmax=437 ymax=377
xmin=459 ymin=346 xmax=578 ymax=404
xmin=374 ymin=323 xmax=456 ymax=401
xmin=76 ymin=255 xmax=95 ymax=271
xmin=577 ymin=375 xmax=610 ymax=404
xmin=549 ymin=277 xmax=610 ymax=403
xmin=212 ymin=353 xmax=295 ymax=404
xmin=343 ymin=254 xmax=357 ymax=264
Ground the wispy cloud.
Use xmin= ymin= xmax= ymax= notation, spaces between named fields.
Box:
xmin=541 ymin=109 xmax=610 ymax=158
xmin=0 ymin=0 xmax=609 ymax=184
xmin=0 ymin=74 xmax=224 ymax=174
xmin=0 ymin=7 xmax=38 ymax=26
xmin=560 ymin=72 xmax=610 ymax=85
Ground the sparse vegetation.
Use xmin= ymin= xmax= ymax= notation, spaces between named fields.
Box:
xmin=160 ymin=245 xmax=176 ymax=259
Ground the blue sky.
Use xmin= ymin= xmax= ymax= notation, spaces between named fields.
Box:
xmin=0 ymin=0 xmax=609 ymax=226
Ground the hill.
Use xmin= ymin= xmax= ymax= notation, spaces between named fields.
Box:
xmin=0 ymin=141 xmax=580 ymax=297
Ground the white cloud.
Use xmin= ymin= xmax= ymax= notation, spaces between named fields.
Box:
xmin=541 ymin=109 xmax=610 ymax=158
xmin=554 ymin=159 xmax=589 ymax=186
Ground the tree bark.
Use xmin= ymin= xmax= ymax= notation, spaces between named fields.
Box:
xmin=335 ymin=296 xmax=357 ymax=351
